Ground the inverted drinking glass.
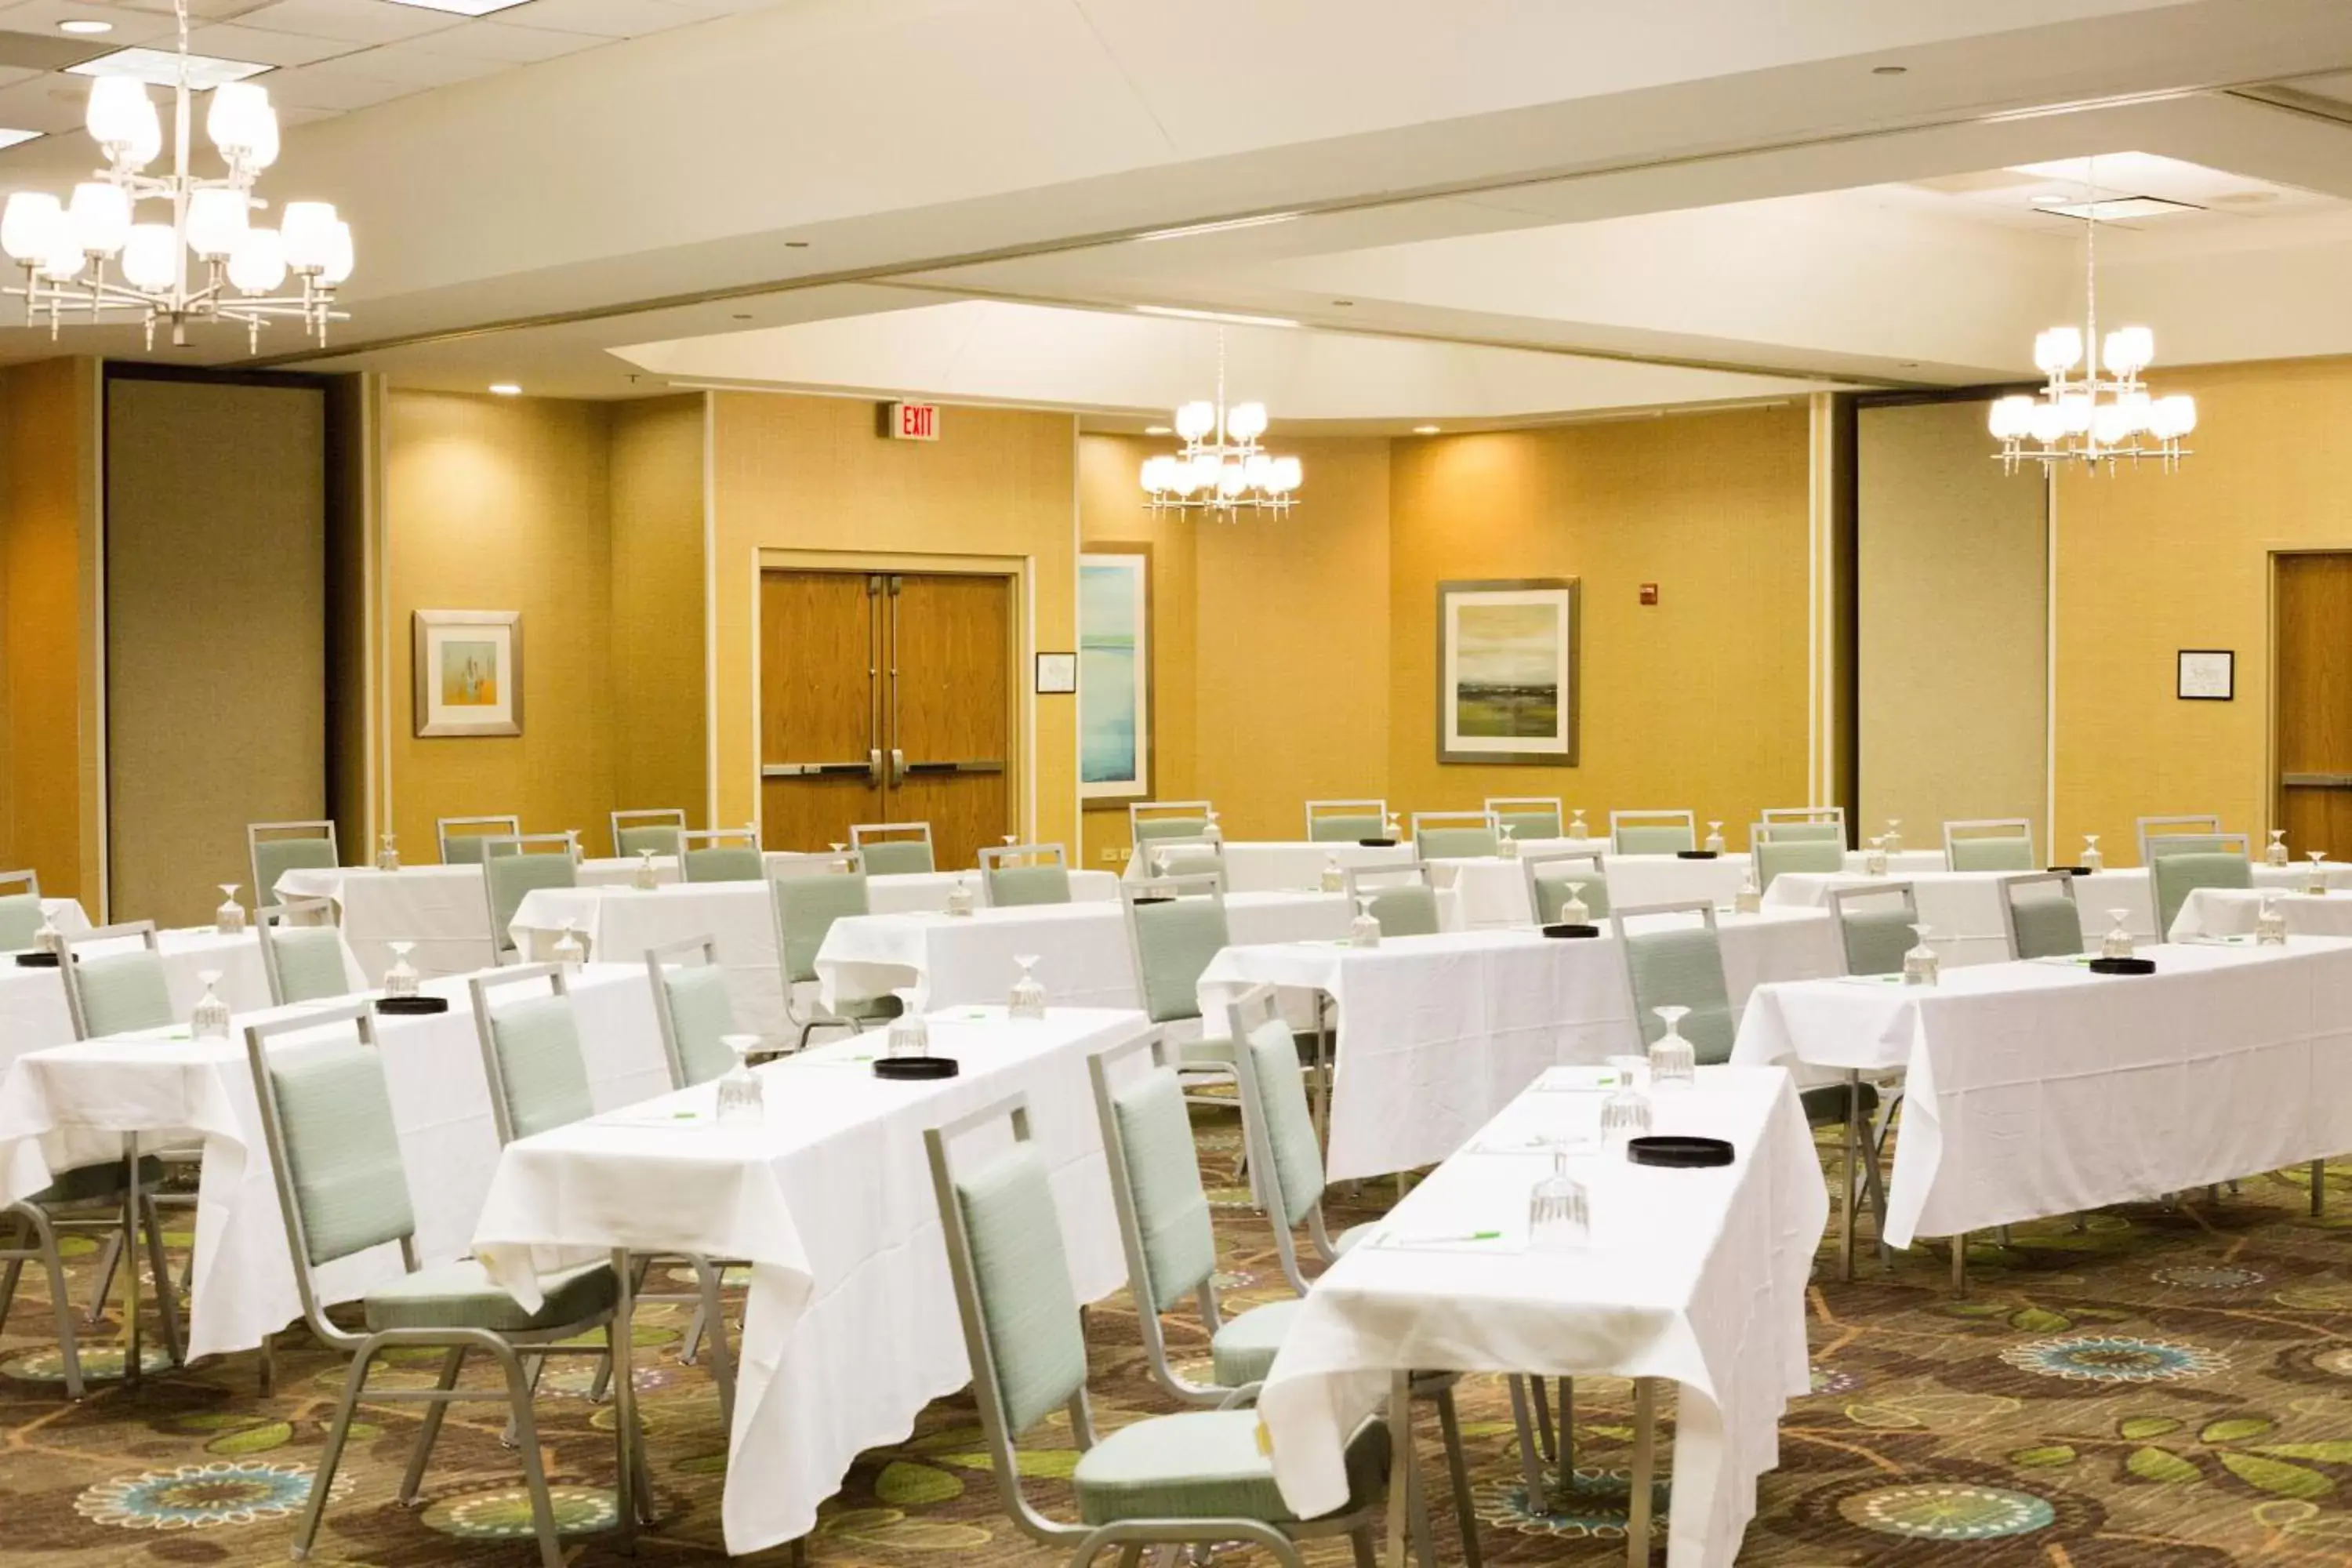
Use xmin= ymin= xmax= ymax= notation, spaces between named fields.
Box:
xmin=1648 ymin=1005 xmax=1696 ymax=1088
xmin=2101 ymin=909 xmax=2136 ymax=961
xmin=715 ymin=1033 xmax=764 ymax=1126
xmin=1007 ymin=954 xmax=1047 ymax=1020
xmin=191 ymin=970 xmax=231 ymax=1040
xmin=1903 ymin=923 xmax=1940 ymax=985
xmin=383 ymin=941 xmax=419 ymax=999
xmin=215 ymin=884 xmax=245 ymax=935
xmin=1527 ymin=1152 xmax=1591 ymax=1254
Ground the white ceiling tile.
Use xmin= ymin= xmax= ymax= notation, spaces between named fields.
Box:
xmin=402 ymin=17 xmax=599 ymax=60
xmin=233 ymin=0 xmax=464 ymax=43
xmin=0 ymin=0 xmax=181 ymax=45
xmin=498 ymin=0 xmax=709 ymax=38
xmin=322 ymin=36 xmax=497 ymax=83
xmin=188 ymin=22 xmax=367 ymax=63
xmin=105 ymin=0 xmax=283 ymax=21
xmin=256 ymin=61 xmax=415 ymax=107
xmin=0 ymin=72 xmax=98 ymax=131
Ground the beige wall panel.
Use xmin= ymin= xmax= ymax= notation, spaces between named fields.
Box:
xmin=1857 ymin=399 xmax=2047 ymax=846
xmin=107 ymin=376 xmax=325 ymax=926
xmin=609 ymin=394 xmax=710 ymax=841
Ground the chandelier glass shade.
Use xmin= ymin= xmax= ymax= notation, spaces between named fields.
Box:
xmin=1138 ymin=331 xmax=1301 ymax=517
xmin=0 ymin=0 xmax=350 ymax=350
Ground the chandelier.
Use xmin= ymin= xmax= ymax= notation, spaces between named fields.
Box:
xmin=1988 ymin=162 xmax=2193 ymax=474
xmin=0 ymin=0 xmax=350 ymax=351
xmin=1138 ymin=331 xmax=1301 ymax=517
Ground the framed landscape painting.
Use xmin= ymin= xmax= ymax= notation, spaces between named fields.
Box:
xmin=1078 ymin=550 xmax=1151 ymax=801
xmin=1437 ymin=578 xmax=1578 ymax=764
xmin=413 ymin=610 xmax=523 ymax=737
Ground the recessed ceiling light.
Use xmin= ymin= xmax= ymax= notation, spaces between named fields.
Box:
xmin=1134 ymin=304 xmax=1300 ymax=329
xmin=58 ymin=19 xmax=112 ymax=34
xmin=70 ymin=48 xmax=270 ymax=88
xmin=1134 ymin=212 xmax=1300 ymax=243
xmin=1872 ymin=64 xmax=1907 ymax=75
xmin=380 ymin=0 xmax=531 ymax=13
xmin=1144 ymin=425 xmax=1171 ymax=436
xmin=1412 ymin=425 xmax=1441 ymax=435
xmin=0 ymin=129 xmax=42 ymax=151
xmin=488 ymin=383 xmax=521 ymax=396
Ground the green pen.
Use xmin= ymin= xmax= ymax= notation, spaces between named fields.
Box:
xmin=1395 ymin=1229 xmax=1502 ymax=1245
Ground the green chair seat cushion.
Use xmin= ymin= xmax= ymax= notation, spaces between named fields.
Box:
xmin=24 ymin=1154 xmax=166 ymax=1209
xmin=74 ymin=949 xmax=174 ymax=1036
xmin=1132 ymin=898 xmax=1231 ymax=1025
xmin=363 ymin=1258 xmax=616 ymax=1334
xmin=1364 ymin=886 xmax=1441 ymax=938
xmin=1178 ymin=1034 xmax=1234 ymax=1069
xmin=2151 ymin=851 xmax=2252 ymax=935
xmin=1073 ymin=1408 xmax=1389 ymax=1525
xmin=1755 ymin=837 xmax=1843 ymax=888
xmin=1209 ymin=1298 xmax=1303 ymax=1387
xmin=1837 ymin=906 xmax=1916 ymax=978
xmin=662 ymin=964 xmax=740 ymax=1086
xmin=1533 ymin=869 xmax=1610 ymax=923
xmin=1797 ymin=1080 xmax=1880 ymax=1127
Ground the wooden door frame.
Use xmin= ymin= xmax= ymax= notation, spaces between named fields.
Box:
xmin=2267 ymin=545 xmax=2352 ymax=844
xmin=752 ymin=549 xmax=1028 ymax=848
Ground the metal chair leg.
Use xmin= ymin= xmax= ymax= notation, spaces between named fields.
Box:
xmin=1625 ymin=1379 xmax=1657 ymax=1568
xmin=85 ymin=1231 xmax=121 ymax=1326
xmin=1350 ymin=1526 xmax=1379 ymax=1568
xmin=495 ymin=1345 xmax=568 ymax=1568
xmin=142 ymin=1193 xmax=183 ymax=1367
xmin=1528 ymin=1375 xmax=1555 ymax=1459
xmin=1432 ymin=1384 xmax=1483 ymax=1568
xmin=121 ymin=1142 xmax=142 ymax=1389
xmin=2314 ymin=1159 xmax=2328 ymax=1217
xmin=1505 ymin=1377 xmax=1545 ymax=1508
xmin=692 ymin=1258 xmax=736 ymax=1432
xmin=1951 ymin=1231 xmax=1967 ymax=1296
xmin=295 ymin=1347 xmax=376 ymax=1559
xmin=400 ymin=1348 xmax=466 ymax=1504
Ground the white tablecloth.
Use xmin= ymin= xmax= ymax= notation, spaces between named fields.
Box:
xmin=814 ymin=890 xmax=1414 ymax=1014
xmin=1198 ymin=909 xmax=1842 ymax=1179
xmin=0 ymin=963 xmax=667 ymax=1359
xmin=1607 ymin=851 xmax=1943 ymax=910
xmin=1733 ymin=938 xmax=2352 ymax=1245
xmin=1123 ymin=840 xmax=1416 ymax=890
xmin=2172 ymin=886 xmax=2352 ymax=940
xmin=472 ymin=1006 xmax=1147 ymax=1555
xmin=1258 ymin=1065 xmax=1824 ymax=1568
xmin=506 ymin=872 xmax=1119 ymax=1044
xmin=0 ymin=924 xmax=328 ymax=1076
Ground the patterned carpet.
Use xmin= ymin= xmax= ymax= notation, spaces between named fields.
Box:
xmin=9 ymin=1111 xmax=2352 ymax=1566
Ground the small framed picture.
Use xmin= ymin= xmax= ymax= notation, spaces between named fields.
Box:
xmin=1035 ymin=652 xmax=1077 ymax=694
xmin=2177 ymin=649 xmax=2234 ymax=702
xmin=415 ymin=610 xmax=523 ymax=736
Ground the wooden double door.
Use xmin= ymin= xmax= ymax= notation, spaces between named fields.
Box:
xmin=2278 ymin=553 xmax=2352 ymax=854
xmin=760 ymin=568 xmax=1012 ymax=869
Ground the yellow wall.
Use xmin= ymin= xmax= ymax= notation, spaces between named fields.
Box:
xmin=1077 ymin=435 xmax=1196 ymax=866
xmin=2053 ymin=355 xmax=2352 ymax=860
xmin=709 ymin=394 xmax=1077 ymax=849
xmin=609 ymin=394 xmax=710 ymax=840
xmin=383 ymin=390 xmax=617 ymax=855
xmin=1388 ymin=408 xmax=1813 ymax=835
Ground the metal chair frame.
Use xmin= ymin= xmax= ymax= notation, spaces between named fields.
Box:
xmin=247 ymin=818 xmax=339 ymax=909
xmin=1821 ymin=882 xmax=1920 ymax=975
xmin=1608 ymin=809 xmax=1697 ymax=855
xmin=57 ymin=920 xmax=164 ymax=1042
xmin=1757 ymin=806 xmax=1848 ymax=848
xmin=609 ymin=808 xmax=687 ymax=858
xmin=1996 ymin=871 xmax=2083 ymax=960
xmin=2136 ymin=814 xmax=2224 ymax=866
xmin=255 ymin=898 xmax=345 ymax=1007
xmin=1305 ymin=799 xmax=1390 ymax=841
xmin=437 ymin=814 xmax=523 ymax=864
xmin=1407 ymin=810 xmax=1498 ymax=856
xmin=848 ymin=820 xmax=935 ymax=872
xmin=770 ymin=852 xmax=889 ymax=1050
xmin=476 ymin=832 xmax=581 ymax=963
xmin=1522 ymin=848 xmax=1606 ymax=924
xmin=677 ymin=825 xmax=762 ymax=884
xmin=1483 ymin=797 xmax=1563 ymax=840
xmin=1943 ymin=818 xmax=2036 ymax=870
xmin=977 ymin=843 xmax=1071 ymax=906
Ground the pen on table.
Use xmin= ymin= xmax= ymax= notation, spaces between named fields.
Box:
xmin=1392 ymin=1229 xmax=1502 ymax=1245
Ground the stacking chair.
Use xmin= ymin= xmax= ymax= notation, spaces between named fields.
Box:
xmin=1758 ymin=806 xmax=1847 ymax=847
xmin=678 ymin=826 xmax=763 ymax=884
xmin=610 ymin=808 xmax=686 ymax=859
xmin=1485 ymin=797 xmax=1563 ymax=843
xmin=2149 ymin=833 xmax=2252 ymax=936
xmin=60 ymin=921 xmax=172 ymax=1040
xmin=1130 ymin=800 xmax=1214 ymax=855
xmin=479 ymin=833 xmax=580 ymax=964
xmin=1752 ymin=830 xmax=1843 ymax=890
xmin=1998 ymin=872 xmax=2085 ymax=960
xmin=770 ymin=855 xmax=903 ymax=1050
xmin=439 ymin=814 xmax=522 ymax=865
xmin=256 ymin=899 xmax=354 ymax=1005
xmin=248 ymin=819 xmax=339 ymax=907
xmin=925 ymin=1091 xmax=1393 ymax=1568
xmin=1824 ymin=883 xmax=1918 ymax=977
xmin=1 ymin=1150 xmax=177 ymax=1399
xmin=472 ymin=964 xmax=734 ymax=1421
xmin=978 ymin=843 xmax=1073 ymax=907
xmin=1136 ymin=834 xmax=1225 ymax=883
xmin=1118 ymin=876 xmax=1240 ymax=1091
xmin=1340 ymin=861 xmax=1442 ymax=938
xmin=1523 ymin=848 xmax=1610 ymax=924
xmin=1944 ymin=818 xmax=2037 ymax=873
xmin=1410 ymin=810 xmax=1498 ymax=860
xmin=645 ymin=935 xmax=740 ymax=1089
xmin=2136 ymin=814 xmax=2225 ymax=866
xmin=849 ymin=821 xmax=935 ymax=877
xmin=0 ymin=868 xmax=43 ymax=950
xmin=244 ymin=1003 xmax=632 ymax=1568
xmin=1305 ymin=799 xmax=1388 ymax=843
xmin=1610 ymin=809 xmax=1697 ymax=855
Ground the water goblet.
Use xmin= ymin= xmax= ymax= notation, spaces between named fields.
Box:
xmin=1863 ymin=836 xmax=1889 ymax=877
xmin=715 ymin=1034 xmax=765 ymax=1125
xmin=2100 ymin=909 xmax=2136 ymax=961
xmin=1704 ymin=820 xmax=1725 ymax=855
xmin=2308 ymin=850 xmax=2331 ymax=897
xmin=1319 ymin=853 xmax=1344 ymax=893
xmin=384 ymin=941 xmax=420 ymax=1000
xmin=1527 ymin=1152 xmax=1591 ymax=1254
xmin=1556 ymin=879 xmax=1591 ymax=927
xmin=1350 ymin=895 xmax=1382 ymax=949
xmin=215 ymin=884 xmax=246 ymax=935
xmin=191 ymin=970 xmax=232 ymax=1040
xmin=1567 ymin=808 xmax=1588 ymax=841
xmin=1499 ymin=822 xmax=1519 ymax=859
xmin=1903 ymin=924 xmax=1940 ymax=985
xmin=377 ymin=830 xmax=401 ymax=873
xmin=2267 ymin=829 xmax=2291 ymax=868
xmin=2081 ymin=833 xmax=2103 ymax=873
xmin=1883 ymin=818 xmax=1904 ymax=855
xmin=1648 ymin=1006 xmax=1695 ymax=1089
xmin=2256 ymin=894 xmax=2289 ymax=946
xmin=553 ymin=923 xmax=586 ymax=973
xmin=1599 ymin=1055 xmax=1652 ymax=1149
xmin=1008 ymin=954 xmax=1047 ymax=1020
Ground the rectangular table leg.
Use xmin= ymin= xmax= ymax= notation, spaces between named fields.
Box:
xmin=1385 ymin=1370 xmax=1412 ymax=1568
xmin=1951 ymin=1231 xmax=1967 ymax=1296
xmin=2314 ymin=1159 xmax=2328 ymax=1218
xmin=1841 ymin=1072 xmax=1859 ymax=1283
xmin=612 ymin=1249 xmax=638 ymax=1552
xmin=1625 ymin=1378 xmax=1656 ymax=1568
xmin=123 ymin=1134 xmax=140 ymax=1391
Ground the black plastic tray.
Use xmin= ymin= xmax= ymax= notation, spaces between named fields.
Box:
xmin=375 ymin=995 xmax=450 ymax=1014
xmin=1541 ymin=923 xmax=1601 ymax=939
xmin=13 ymin=951 xmax=57 ymax=967
xmin=2089 ymin=956 xmax=2156 ymax=976
xmin=1676 ymin=850 xmax=1720 ymax=860
xmin=1628 ymin=1135 xmax=1734 ymax=1168
xmin=874 ymin=1056 xmax=960 ymax=1080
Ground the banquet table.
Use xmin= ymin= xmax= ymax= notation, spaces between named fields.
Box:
xmin=471 ymin=1005 xmax=1146 ymax=1555
xmin=1122 ymin=839 xmax=1415 ymax=890
xmin=2169 ymin=884 xmax=2352 ymax=941
xmin=1604 ymin=850 xmax=1944 ymax=912
xmin=270 ymin=863 xmax=665 ymax=982
xmin=1733 ymin=937 xmax=2352 ymax=1257
xmin=1256 ymin=1064 xmax=1824 ymax=1568
xmin=0 ymin=962 xmax=667 ymax=1360
xmin=1197 ymin=909 xmax=1842 ymax=1179
xmin=813 ymin=889 xmax=1429 ymax=1014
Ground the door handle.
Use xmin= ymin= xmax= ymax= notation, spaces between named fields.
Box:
xmin=869 ymin=748 xmax=882 ymax=784
xmin=889 ymin=747 xmax=906 ymax=786
xmin=762 ymin=761 xmax=877 ymax=779
xmin=898 ymin=758 xmax=1007 ymax=776
xmin=2281 ymin=773 xmax=2352 ymax=787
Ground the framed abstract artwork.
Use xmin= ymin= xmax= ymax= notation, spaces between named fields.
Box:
xmin=1437 ymin=578 xmax=1579 ymax=764
xmin=413 ymin=610 xmax=523 ymax=737
xmin=2176 ymin=648 xmax=2234 ymax=701
xmin=1078 ymin=550 xmax=1151 ymax=800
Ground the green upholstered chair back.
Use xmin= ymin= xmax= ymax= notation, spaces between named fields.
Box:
xmin=1415 ymin=825 xmax=1497 ymax=859
xmin=1306 ymin=809 xmax=1386 ymax=843
xmin=439 ymin=816 xmax=521 ymax=865
xmin=72 ymin=949 xmax=172 ymax=1037
xmin=2002 ymin=875 xmax=2085 ymax=960
xmin=1106 ymin=1065 xmax=1217 ymax=1312
xmin=985 ymin=863 xmax=1072 ymax=907
xmin=267 ymin=925 xmax=352 ymax=1004
xmin=1241 ymin=1011 xmax=1325 ymax=1229
xmin=258 ymin=1025 xmax=417 ymax=1266
xmin=1754 ymin=836 xmax=1842 ymax=889
xmin=1365 ymin=884 xmax=1440 ymax=937
xmin=1618 ymin=911 xmax=1736 ymax=1062
xmin=772 ymin=869 xmax=871 ymax=985
xmin=1759 ymin=821 xmax=1842 ymax=844
xmin=683 ymin=846 xmax=764 ymax=884
xmin=619 ymin=825 xmax=682 ymax=858
xmin=1123 ymin=881 xmax=1229 ymax=1025
xmin=851 ymin=823 xmax=935 ymax=877
xmin=483 ymin=840 xmax=578 ymax=954
xmin=1494 ymin=808 xmax=1563 ymax=842
xmin=2147 ymin=833 xmax=2231 ymax=863
xmin=660 ymin=962 xmax=739 ymax=1086
xmin=1825 ymin=885 xmax=1918 ymax=977
xmin=1613 ymin=816 xmax=1697 ymax=856
xmin=2151 ymin=849 xmax=2252 ymax=935
xmin=1142 ymin=841 xmax=1223 ymax=883
xmin=480 ymin=985 xmax=593 ymax=1142
xmin=252 ymin=829 xmax=337 ymax=904
xmin=2137 ymin=815 xmax=2223 ymax=866
xmin=1949 ymin=835 xmax=2036 ymax=872
xmin=0 ymin=890 xmax=42 ymax=951
xmin=1527 ymin=854 xmax=1610 ymax=922
xmin=946 ymin=1138 xmax=1088 ymax=1437
xmin=1132 ymin=812 xmax=1210 ymax=844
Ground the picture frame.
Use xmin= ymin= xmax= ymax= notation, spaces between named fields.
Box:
xmin=413 ymin=610 xmax=523 ymax=737
xmin=2177 ymin=648 xmax=2234 ymax=702
xmin=1035 ymin=652 xmax=1077 ymax=695
xmin=1438 ymin=577 xmax=1580 ymax=765
xmin=1078 ymin=549 xmax=1152 ymax=801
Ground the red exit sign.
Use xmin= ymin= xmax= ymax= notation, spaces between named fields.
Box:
xmin=884 ymin=401 xmax=939 ymax=441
